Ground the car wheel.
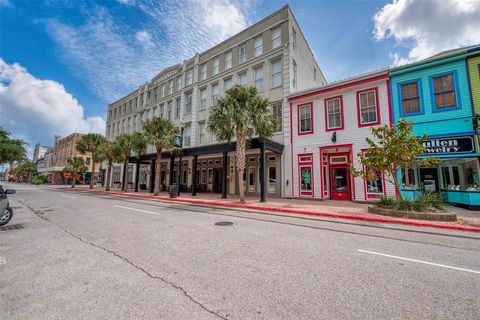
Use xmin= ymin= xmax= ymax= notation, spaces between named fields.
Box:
xmin=0 ymin=207 xmax=13 ymax=226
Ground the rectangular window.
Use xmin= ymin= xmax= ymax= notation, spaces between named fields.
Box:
xmin=212 ymin=84 xmax=219 ymax=104
xmin=184 ymin=124 xmax=191 ymax=147
xmin=401 ymin=81 xmax=420 ymax=115
xmin=325 ymin=97 xmax=343 ymax=130
xmin=366 ymin=171 xmax=383 ymax=194
xmin=272 ymin=104 xmax=282 ymax=132
xmin=254 ymin=36 xmax=263 ymax=56
xmin=160 ymin=104 xmax=164 ymax=118
xmin=200 ymin=88 xmax=207 ymax=110
xmin=168 ymin=80 xmax=173 ymax=94
xmin=292 ymin=27 xmax=296 ymax=48
xmin=185 ymin=69 xmax=193 ymax=86
xmin=224 ymin=78 xmax=232 ymax=91
xmin=185 ymin=93 xmax=192 ymax=114
xmin=358 ymin=89 xmax=379 ymax=126
xmin=268 ymin=166 xmax=276 ymax=185
xmin=239 ymin=45 xmax=247 ymax=64
xmin=175 ymin=98 xmax=181 ymax=118
xmin=225 ymin=51 xmax=232 ymax=70
xmin=271 ymin=27 xmax=281 ymax=49
xmin=441 ymin=158 xmax=480 ymax=190
xmin=198 ymin=121 xmax=205 ymax=144
xmin=298 ymin=103 xmax=313 ymax=134
xmin=300 ymin=166 xmax=312 ymax=192
xmin=292 ymin=59 xmax=297 ymax=88
xmin=432 ymin=73 xmax=456 ymax=110
xmin=177 ymin=76 xmax=182 ymax=91
xmin=254 ymin=66 xmax=264 ymax=92
xmin=271 ymin=59 xmax=282 ymax=87
xmin=402 ymin=168 xmax=418 ymax=189
xmin=213 ymin=57 xmax=220 ymax=75
xmin=161 ymin=85 xmax=165 ymax=98
xmin=201 ymin=63 xmax=207 ymax=80
xmin=238 ymin=72 xmax=246 ymax=87
xmin=167 ymin=101 xmax=172 ymax=120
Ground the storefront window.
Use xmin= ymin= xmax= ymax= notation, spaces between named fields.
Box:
xmin=441 ymin=158 xmax=480 ymax=191
xmin=300 ymin=166 xmax=312 ymax=192
xmin=401 ymin=167 xmax=418 ymax=190
xmin=366 ymin=171 xmax=383 ymax=194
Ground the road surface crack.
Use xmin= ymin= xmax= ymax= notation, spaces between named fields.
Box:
xmin=20 ymin=200 xmax=229 ymax=320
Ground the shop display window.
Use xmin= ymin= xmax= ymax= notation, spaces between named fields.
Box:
xmin=401 ymin=167 xmax=419 ymax=190
xmin=441 ymin=158 xmax=480 ymax=191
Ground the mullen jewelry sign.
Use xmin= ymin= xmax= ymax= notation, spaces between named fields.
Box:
xmin=421 ymin=136 xmax=475 ymax=155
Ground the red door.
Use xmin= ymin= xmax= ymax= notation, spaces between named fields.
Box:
xmin=330 ymin=166 xmax=350 ymax=200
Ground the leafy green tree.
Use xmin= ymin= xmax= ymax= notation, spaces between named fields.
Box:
xmin=96 ymin=141 xmax=121 ymax=191
xmin=76 ymin=133 xmax=107 ymax=189
xmin=0 ymin=127 xmax=27 ymax=165
xmin=10 ymin=161 xmax=37 ymax=182
xmin=114 ymin=133 xmax=137 ymax=192
xmin=349 ymin=119 xmax=439 ymax=200
xmin=63 ymin=157 xmax=87 ymax=188
xmin=142 ymin=117 xmax=178 ymax=195
xmin=207 ymin=85 xmax=277 ymax=203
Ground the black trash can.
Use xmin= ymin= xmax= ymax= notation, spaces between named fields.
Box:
xmin=169 ymin=185 xmax=179 ymax=198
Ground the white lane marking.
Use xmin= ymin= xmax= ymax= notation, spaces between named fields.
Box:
xmin=114 ymin=205 xmax=160 ymax=215
xmin=0 ymin=256 xmax=7 ymax=265
xmin=59 ymin=194 xmax=77 ymax=199
xmin=358 ymin=249 xmax=480 ymax=275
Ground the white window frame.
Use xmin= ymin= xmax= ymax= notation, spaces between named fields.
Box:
xmin=225 ymin=51 xmax=232 ymax=70
xmin=213 ymin=57 xmax=220 ymax=75
xmin=239 ymin=45 xmax=247 ymax=64
xmin=254 ymin=36 xmax=263 ymax=57
xmin=238 ymin=72 xmax=246 ymax=87
xmin=185 ymin=70 xmax=193 ymax=86
xmin=175 ymin=99 xmax=181 ymax=118
xmin=271 ymin=27 xmax=281 ymax=49
xmin=185 ymin=93 xmax=192 ymax=114
xmin=254 ymin=66 xmax=264 ymax=92
xmin=212 ymin=84 xmax=219 ymax=104
xmin=224 ymin=78 xmax=232 ymax=91
xmin=177 ymin=77 xmax=182 ymax=91
xmin=299 ymin=104 xmax=312 ymax=134
xmin=326 ymin=97 xmax=342 ymax=130
xmin=200 ymin=88 xmax=207 ymax=111
xmin=184 ymin=124 xmax=191 ymax=147
xmin=271 ymin=59 xmax=282 ymax=88
xmin=198 ymin=121 xmax=205 ymax=145
xmin=201 ymin=63 xmax=207 ymax=81
xmin=359 ymin=89 xmax=378 ymax=125
xmin=168 ymin=80 xmax=173 ymax=94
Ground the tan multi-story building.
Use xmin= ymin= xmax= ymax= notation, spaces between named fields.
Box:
xmin=105 ymin=5 xmax=326 ymax=198
xmin=38 ymin=133 xmax=100 ymax=184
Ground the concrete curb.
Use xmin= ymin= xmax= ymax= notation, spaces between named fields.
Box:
xmin=59 ymin=187 xmax=480 ymax=234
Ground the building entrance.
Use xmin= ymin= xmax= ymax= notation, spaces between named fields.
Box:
xmin=330 ymin=165 xmax=350 ymax=200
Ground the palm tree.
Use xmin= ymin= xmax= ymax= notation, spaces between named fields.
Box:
xmin=207 ymin=85 xmax=276 ymax=203
xmin=76 ymin=133 xmax=107 ymax=189
xmin=114 ymin=133 xmax=136 ymax=192
xmin=63 ymin=157 xmax=87 ymax=188
xmin=96 ymin=141 xmax=121 ymax=191
xmin=142 ymin=117 xmax=178 ymax=195
xmin=131 ymin=132 xmax=148 ymax=192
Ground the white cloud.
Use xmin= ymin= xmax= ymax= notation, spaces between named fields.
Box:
xmin=0 ymin=59 xmax=105 ymax=150
xmin=0 ymin=0 xmax=12 ymax=8
xmin=42 ymin=1 xmax=252 ymax=103
xmin=374 ymin=0 xmax=480 ymax=65
xmin=136 ymin=30 xmax=153 ymax=48
xmin=117 ymin=0 xmax=134 ymax=5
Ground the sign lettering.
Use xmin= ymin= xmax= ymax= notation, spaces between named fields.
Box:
xmin=421 ymin=136 xmax=474 ymax=155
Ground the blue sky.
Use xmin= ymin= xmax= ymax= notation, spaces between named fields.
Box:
xmin=1 ymin=0 xmax=479 ymax=155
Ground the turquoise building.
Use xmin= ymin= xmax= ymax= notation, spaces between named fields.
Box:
xmin=390 ymin=46 xmax=480 ymax=209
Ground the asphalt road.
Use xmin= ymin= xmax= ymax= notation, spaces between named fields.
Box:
xmin=1 ymin=184 xmax=479 ymax=320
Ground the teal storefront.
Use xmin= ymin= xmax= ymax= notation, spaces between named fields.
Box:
xmin=390 ymin=47 xmax=480 ymax=209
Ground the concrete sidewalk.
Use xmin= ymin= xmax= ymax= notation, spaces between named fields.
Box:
xmin=42 ymin=183 xmax=480 ymax=232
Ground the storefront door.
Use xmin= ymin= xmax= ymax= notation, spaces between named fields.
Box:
xmin=419 ymin=168 xmax=439 ymax=193
xmin=330 ymin=165 xmax=350 ymax=200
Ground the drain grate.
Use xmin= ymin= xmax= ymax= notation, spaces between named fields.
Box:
xmin=0 ymin=224 xmax=24 ymax=231
xmin=214 ymin=221 xmax=234 ymax=227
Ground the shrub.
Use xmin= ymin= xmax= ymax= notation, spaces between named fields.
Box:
xmin=392 ymin=198 xmax=426 ymax=212
xmin=378 ymin=196 xmax=395 ymax=208
xmin=31 ymin=175 xmax=48 ymax=185
xmin=416 ymin=192 xmax=445 ymax=211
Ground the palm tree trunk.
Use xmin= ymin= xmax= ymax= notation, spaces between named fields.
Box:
xmin=122 ymin=160 xmax=128 ymax=192
xmin=90 ymin=158 xmax=95 ymax=189
xmin=235 ymin=135 xmax=246 ymax=204
xmin=106 ymin=165 xmax=112 ymax=191
xmin=153 ymin=148 xmax=162 ymax=195
xmin=71 ymin=175 xmax=75 ymax=188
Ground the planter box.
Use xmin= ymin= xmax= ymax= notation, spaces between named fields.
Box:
xmin=368 ymin=206 xmax=457 ymax=222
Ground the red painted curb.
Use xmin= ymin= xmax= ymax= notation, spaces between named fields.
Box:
xmin=61 ymin=187 xmax=480 ymax=233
